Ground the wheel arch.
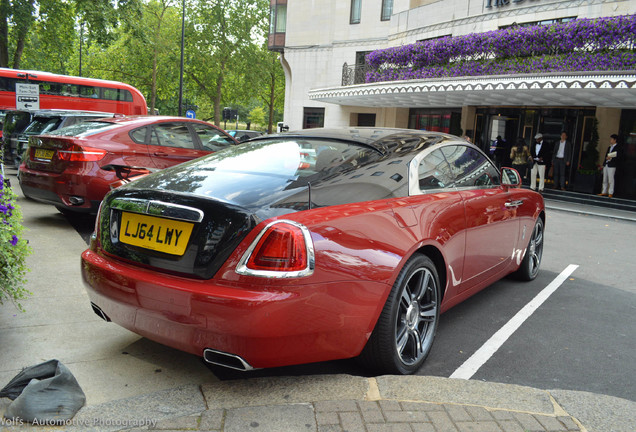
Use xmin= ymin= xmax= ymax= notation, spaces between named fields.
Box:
xmin=413 ymin=244 xmax=447 ymax=303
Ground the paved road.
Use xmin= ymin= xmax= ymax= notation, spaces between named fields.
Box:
xmin=2 ymin=168 xmax=636 ymax=431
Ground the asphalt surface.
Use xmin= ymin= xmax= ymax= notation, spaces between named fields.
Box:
xmin=1 ymin=167 xmax=635 ymax=432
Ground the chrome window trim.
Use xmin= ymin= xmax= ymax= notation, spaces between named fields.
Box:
xmin=409 ymin=141 xmax=502 ymax=196
xmin=110 ymin=198 xmax=204 ymax=223
xmin=408 ymin=144 xmax=457 ymax=196
xmin=236 ymin=219 xmax=315 ymax=278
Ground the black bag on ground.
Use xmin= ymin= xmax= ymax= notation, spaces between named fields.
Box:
xmin=0 ymin=359 xmax=86 ymax=423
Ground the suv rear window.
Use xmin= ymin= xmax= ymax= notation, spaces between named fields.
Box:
xmin=47 ymin=121 xmax=117 ymax=137
xmin=23 ymin=117 xmax=63 ymax=135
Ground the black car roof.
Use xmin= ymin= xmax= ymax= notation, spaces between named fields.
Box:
xmin=262 ymin=127 xmax=457 ymax=154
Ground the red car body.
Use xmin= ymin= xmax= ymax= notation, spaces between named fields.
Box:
xmin=81 ymin=128 xmax=545 ymax=374
xmin=18 ymin=116 xmax=237 ymax=213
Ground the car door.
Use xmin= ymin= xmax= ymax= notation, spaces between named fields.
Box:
xmin=146 ymin=121 xmax=208 ymax=169
xmin=410 ymin=148 xmax=467 ymax=297
xmin=440 ymin=145 xmax=520 ymax=289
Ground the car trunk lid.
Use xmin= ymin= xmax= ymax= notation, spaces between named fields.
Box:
xmin=24 ymin=135 xmax=107 ymax=174
xmin=98 ymin=189 xmax=258 ymax=279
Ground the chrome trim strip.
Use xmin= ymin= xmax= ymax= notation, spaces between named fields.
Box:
xmin=235 ymin=219 xmax=315 ymax=278
xmin=110 ymin=198 xmax=204 ymax=222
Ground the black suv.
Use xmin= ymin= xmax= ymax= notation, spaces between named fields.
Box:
xmin=3 ymin=109 xmax=116 ymax=168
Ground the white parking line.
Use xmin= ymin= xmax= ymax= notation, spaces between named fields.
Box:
xmin=449 ymin=264 xmax=579 ymax=380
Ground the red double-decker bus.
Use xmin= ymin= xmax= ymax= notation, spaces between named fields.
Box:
xmin=0 ymin=68 xmax=147 ymax=115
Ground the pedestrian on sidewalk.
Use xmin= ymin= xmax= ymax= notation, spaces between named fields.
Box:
xmin=530 ymin=133 xmax=551 ymax=192
xmin=510 ymin=137 xmax=531 ymax=182
xmin=552 ymin=131 xmax=572 ymax=191
xmin=599 ymin=134 xmax=621 ymax=198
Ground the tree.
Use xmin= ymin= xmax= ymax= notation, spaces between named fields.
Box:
xmin=0 ymin=0 xmax=36 ymax=68
xmin=254 ymin=49 xmax=285 ymax=133
xmin=0 ymin=0 xmax=141 ymax=69
xmin=186 ymin=0 xmax=269 ymax=125
xmin=83 ymin=0 xmax=181 ymax=115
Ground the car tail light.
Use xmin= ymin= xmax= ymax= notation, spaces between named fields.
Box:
xmin=57 ymin=144 xmax=107 ymax=162
xmin=236 ymin=220 xmax=314 ymax=278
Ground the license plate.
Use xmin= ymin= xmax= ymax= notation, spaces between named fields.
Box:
xmin=34 ymin=148 xmax=55 ymax=160
xmin=119 ymin=212 xmax=194 ymax=256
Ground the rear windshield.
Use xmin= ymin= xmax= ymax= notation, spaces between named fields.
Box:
xmin=23 ymin=117 xmax=63 ymax=135
xmin=46 ymin=121 xmax=117 ymax=137
xmin=206 ymin=138 xmax=381 ymax=178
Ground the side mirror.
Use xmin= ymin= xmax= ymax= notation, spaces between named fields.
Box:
xmin=501 ymin=167 xmax=521 ymax=188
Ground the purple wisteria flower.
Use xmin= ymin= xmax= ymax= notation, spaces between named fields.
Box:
xmin=10 ymin=235 xmax=19 ymax=246
xmin=365 ymin=14 xmax=636 ymax=82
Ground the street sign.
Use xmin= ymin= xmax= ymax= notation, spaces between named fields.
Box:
xmin=15 ymin=83 xmax=40 ymax=110
xmin=186 ymin=109 xmax=196 ymax=119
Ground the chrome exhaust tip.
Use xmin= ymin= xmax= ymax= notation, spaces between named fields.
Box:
xmin=69 ymin=196 xmax=85 ymax=205
xmin=91 ymin=302 xmax=111 ymax=322
xmin=203 ymin=349 xmax=256 ymax=371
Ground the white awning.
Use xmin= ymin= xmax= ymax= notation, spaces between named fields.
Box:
xmin=308 ymin=72 xmax=636 ymax=109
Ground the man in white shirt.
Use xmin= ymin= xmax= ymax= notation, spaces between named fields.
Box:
xmin=599 ymin=134 xmax=620 ymax=197
xmin=551 ymin=131 xmax=572 ymax=191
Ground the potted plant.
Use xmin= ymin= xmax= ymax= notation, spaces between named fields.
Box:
xmin=574 ymin=118 xmax=601 ymax=194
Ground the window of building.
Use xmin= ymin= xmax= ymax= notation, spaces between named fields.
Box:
xmin=357 ymin=113 xmax=376 ymax=126
xmin=303 ymin=107 xmax=325 ymax=129
xmin=381 ymin=0 xmax=393 ymax=21
xmin=350 ymin=0 xmax=361 ymax=24
xmin=270 ymin=3 xmax=287 ymax=33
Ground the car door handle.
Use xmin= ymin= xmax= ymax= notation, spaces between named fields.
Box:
xmin=153 ymin=152 xmax=168 ymax=157
xmin=505 ymin=200 xmax=524 ymax=208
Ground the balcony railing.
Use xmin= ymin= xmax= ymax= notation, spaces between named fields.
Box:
xmin=342 ymin=63 xmax=371 ymax=86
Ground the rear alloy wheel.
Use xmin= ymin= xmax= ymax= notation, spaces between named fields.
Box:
xmin=360 ymin=254 xmax=440 ymax=375
xmin=514 ymin=217 xmax=544 ymax=281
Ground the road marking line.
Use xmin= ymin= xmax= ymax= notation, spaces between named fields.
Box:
xmin=449 ymin=264 xmax=579 ymax=380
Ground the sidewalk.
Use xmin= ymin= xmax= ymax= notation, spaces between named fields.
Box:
xmin=1 ymin=168 xmax=635 ymax=432
xmin=4 ymin=374 xmax=635 ymax=431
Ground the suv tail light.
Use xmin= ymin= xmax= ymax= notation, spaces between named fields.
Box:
xmin=236 ymin=220 xmax=314 ymax=278
xmin=57 ymin=144 xmax=107 ymax=162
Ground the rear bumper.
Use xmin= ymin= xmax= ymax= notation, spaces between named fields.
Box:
xmin=18 ymin=166 xmax=107 ymax=213
xmin=81 ymin=248 xmax=388 ymax=369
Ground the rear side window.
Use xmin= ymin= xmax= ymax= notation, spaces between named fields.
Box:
xmin=417 ymin=149 xmax=455 ymax=190
xmin=130 ymin=126 xmax=148 ymax=144
xmin=191 ymin=123 xmax=235 ymax=151
xmin=153 ymin=122 xmax=195 ymax=149
xmin=441 ymin=145 xmax=500 ymax=188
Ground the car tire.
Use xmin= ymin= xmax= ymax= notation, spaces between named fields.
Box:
xmin=359 ymin=254 xmax=440 ymax=375
xmin=513 ymin=217 xmax=544 ymax=281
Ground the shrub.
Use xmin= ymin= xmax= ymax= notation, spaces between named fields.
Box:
xmin=0 ymin=161 xmax=32 ymax=310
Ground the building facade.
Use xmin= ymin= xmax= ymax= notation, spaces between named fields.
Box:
xmin=268 ymin=0 xmax=636 ymax=198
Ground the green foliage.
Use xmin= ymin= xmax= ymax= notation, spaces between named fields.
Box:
xmin=0 ymin=168 xmax=32 ymax=310
xmin=579 ymin=118 xmax=600 ymax=174
xmin=4 ymin=0 xmax=285 ymax=130
xmin=248 ymin=106 xmax=266 ymax=126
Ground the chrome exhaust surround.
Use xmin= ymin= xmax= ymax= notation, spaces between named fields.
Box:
xmin=203 ymin=348 xmax=256 ymax=371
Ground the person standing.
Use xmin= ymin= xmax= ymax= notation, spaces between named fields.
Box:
xmin=599 ymin=134 xmax=620 ymax=198
xmin=510 ymin=137 xmax=531 ymax=182
xmin=530 ymin=133 xmax=551 ymax=192
xmin=493 ymin=135 xmax=508 ymax=169
xmin=551 ymin=131 xmax=572 ymax=190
